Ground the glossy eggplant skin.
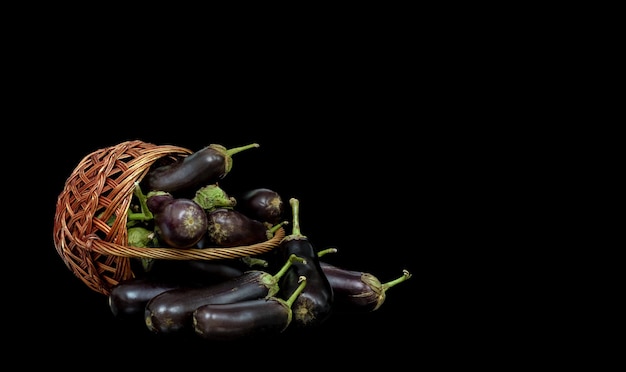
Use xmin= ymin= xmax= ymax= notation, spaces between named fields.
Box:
xmin=319 ymin=262 xmax=384 ymax=312
xmin=142 ymin=143 xmax=258 ymax=194
xmin=142 ymin=146 xmax=225 ymax=193
xmin=193 ymin=299 xmax=291 ymax=341
xmin=110 ymin=260 xmax=246 ymax=319
xmin=154 ymin=198 xmax=208 ymax=248
xmin=279 ymin=238 xmax=334 ymax=328
xmin=193 ymin=275 xmax=307 ymax=341
xmin=205 ymin=208 xmax=269 ymax=247
xmin=109 ymin=278 xmax=182 ymax=319
xmin=144 ymin=271 xmax=269 ymax=334
xmin=319 ymin=261 xmax=412 ymax=312
xmin=239 ymin=188 xmax=284 ymax=224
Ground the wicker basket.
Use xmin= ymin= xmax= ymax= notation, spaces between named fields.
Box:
xmin=53 ymin=140 xmax=285 ymax=296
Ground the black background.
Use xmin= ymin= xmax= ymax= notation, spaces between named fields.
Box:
xmin=32 ymin=119 xmax=481 ymax=367
xmin=12 ymin=31 xmax=517 ymax=366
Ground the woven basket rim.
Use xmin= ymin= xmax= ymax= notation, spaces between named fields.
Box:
xmin=53 ymin=140 xmax=284 ymax=295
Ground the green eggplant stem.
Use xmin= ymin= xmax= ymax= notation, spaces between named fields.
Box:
xmin=210 ymin=143 xmax=260 ymax=174
xmin=273 ymin=254 xmax=306 ymax=281
xmin=289 ymin=198 xmax=304 ymax=237
xmin=317 ymin=248 xmax=338 ymax=257
xmin=127 ymin=182 xmax=153 ymax=222
xmin=225 ymin=143 xmax=260 ymax=156
xmin=284 ymin=276 xmax=307 ymax=308
xmin=382 ymin=269 xmax=412 ymax=292
xmin=268 ymin=220 xmax=288 ymax=235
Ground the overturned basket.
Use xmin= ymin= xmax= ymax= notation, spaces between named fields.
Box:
xmin=53 ymin=140 xmax=285 ymax=296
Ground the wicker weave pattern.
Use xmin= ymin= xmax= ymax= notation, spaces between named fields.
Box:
xmin=53 ymin=140 xmax=285 ymax=296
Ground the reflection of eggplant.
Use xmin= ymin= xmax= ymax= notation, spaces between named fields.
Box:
xmin=154 ymin=198 xmax=208 ymax=248
xmin=205 ymin=208 xmax=270 ymax=247
xmin=239 ymin=188 xmax=284 ymax=224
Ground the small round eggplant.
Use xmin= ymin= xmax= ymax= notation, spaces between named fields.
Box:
xmin=193 ymin=276 xmax=307 ymax=341
xmin=142 ymin=143 xmax=259 ymax=194
xmin=205 ymin=208 xmax=270 ymax=247
xmin=319 ymin=262 xmax=412 ymax=312
xmin=239 ymin=188 xmax=284 ymax=224
xmin=154 ymin=198 xmax=208 ymax=248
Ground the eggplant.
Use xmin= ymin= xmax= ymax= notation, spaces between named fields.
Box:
xmin=238 ymin=188 xmax=284 ymax=224
xmin=144 ymin=253 xmax=305 ymax=334
xmin=278 ymin=198 xmax=334 ymax=328
xmin=109 ymin=278 xmax=183 ymax=319
xmin=193 ymin=276 xmax=307 ymax=341
xmin=320 ymin=262 xmax=412 ymax=312
xmin=154 ymin=198 xmax=208 ymax=248
xmin=110 ymin=259 xmax=252 ymax=319
xmin=205 ymin=208 xmax=273 ymax=247
xmin=146 ymin=191 xmax=174 ymax=214
xmin=142 ymin=143 xmax=259 ymax=194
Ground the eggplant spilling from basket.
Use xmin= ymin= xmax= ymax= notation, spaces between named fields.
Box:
xmin=54 ymin=141 xmax=412 ymax=341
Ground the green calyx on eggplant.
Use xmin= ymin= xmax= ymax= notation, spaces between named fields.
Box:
xmin=278 ymin=198 xmax=334 ymax=328
xmin=154 ymin=198 xmax=208 ymax=248
xmin=205 ymin=207 xmax=285 ymax=247
xmin=193 ymin=275 xmax=307 ymax=341
xmin=320 ymin=261 xmax=412 ymax=312
xmin=144 ymin=253 xmax=305 ymax=334
xmin=192 ymin=183 xmax=237 ymax=211
xmin=142 ymin=143 xmax=260 ymax=194
xmin=316 ymin=248 xmax=412 ymax=312
xmin=238 ymin=188 xmax=284 ymax=224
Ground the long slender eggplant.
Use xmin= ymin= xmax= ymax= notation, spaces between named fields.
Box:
xmin=193 ymin=276 xmax=307 ymax=341
xmin=142 ymin=143 xmax=259 ymax=194
xmin=320 ymin=262 xmax=412 ymax=312
xmin=278 ymin=198 xmax=334 ymax=328
xmin=144 ymin=253 xmax=305 ymax=334
xmin=110 ymin=259 xmax=252 ymax=319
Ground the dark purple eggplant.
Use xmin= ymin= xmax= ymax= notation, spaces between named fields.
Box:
xmin=146 ymin=191 xmax=174 ymax=214
xmin=193 ymin=276 xmax=307 ymax=341
xmin=109 ymin=259 xmax=250 ymax=319
xmin=319 ymin=262 xmax=412 ymax=312
xmin=142 ymin=143 xmax=259 ymax=194
xmin=109 ymin=278 xmax=183 ymax=319
xmin=278 ymin=198 xmax=334 ymax=328
xmin=205 ymin=208 xmax=274 ymax=247
xmin=238 ymin=188 xmax=284 ymax=224
xmin=144 ymin=253 xmax=305 ymax=334
xmin=154 ymin=198 xmax=208 ymax=248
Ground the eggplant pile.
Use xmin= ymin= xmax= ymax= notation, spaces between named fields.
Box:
xmin=108 ymin=142 xmax=412 ymax=341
